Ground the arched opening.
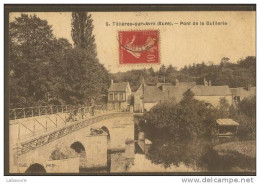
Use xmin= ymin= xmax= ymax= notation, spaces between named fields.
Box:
xmin=101 ymin=126 xmax=111 ymax=172
xmin=70 ymin=141 xmax=87 ymax=172
xmin=25 ymin=163 xmax=46 ymax=173
xmin=101 ymin=126 xmax=110 ymax=140
xmin=70 ymin=141 xmax=85 ymax=154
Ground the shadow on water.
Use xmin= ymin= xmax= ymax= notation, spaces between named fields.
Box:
xmin=79 ymin=139 xmax=255 ymax=173
xmin=78 ymin=118 xmax=255 ymax=173
xmin=79 ymin=142 xmax=135 ymax=173
xmin=200 ymin=141 xmax=256 ymax=172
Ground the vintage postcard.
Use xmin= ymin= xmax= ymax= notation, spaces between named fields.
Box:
xmin=5 ymin=5 xmax=256 ymax=175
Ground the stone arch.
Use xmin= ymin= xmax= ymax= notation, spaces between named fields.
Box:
xmin=70 ymin=141 xmax=87 ymax=171
xmin=25 ymin=163 xmax=46 ymax=173
xmin=101 ymin=126 xmax=111 ymax=140
xmin=70 ymin=141 xmax=86 ymax=154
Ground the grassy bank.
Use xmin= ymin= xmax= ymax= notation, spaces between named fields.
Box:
xmin=201 ymin=141 xmax=256 ymax=172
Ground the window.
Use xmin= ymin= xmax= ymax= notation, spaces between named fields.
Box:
xmin=234 ymin=96 xmax=240 ymax=103
xmin=114 ymin=93 xmax=118 ymax=100
xmin=109 ymin=94 xmax=113 ymax=101
xmin=119 ymin=93 xmax=123 ymax=100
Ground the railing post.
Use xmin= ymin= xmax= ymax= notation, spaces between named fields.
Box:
xmin=46 ymin=118 xmax=48 ymax=131
xmin=32 ymin=108 xmax=34 ymax=117
xmin=18 ymin=120 xmax=20 ymax=141
xmin=23 ymin=108 xmax=25 ymax=118
xmin=51 ymin=106 xmax=53 ymax=114
xmin=39 ymin=107 xmax=41 ymax=116
xmin=14 ymin=110 xmax=16 ymax=120
xmin=33 ymin=119 xmax=36 ymax=135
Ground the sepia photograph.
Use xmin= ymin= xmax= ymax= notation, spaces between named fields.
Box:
xmin=4 ymin=4 xmax=256 ymax=176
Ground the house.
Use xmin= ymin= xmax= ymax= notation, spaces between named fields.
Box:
xmin=107 ymin=80 xmax=132 ymax=111
xmin=134 ymin=81 xmax=191 ymax=112
xmin=230 ymin=84 xmax=256 ymax=104
xmin=191 ymin=85 xmax=232 ymax=107
xmin=134 ymin=78 xmax=234 ymax=112
xmin=134 ymin=84 xmax=167 ymax=112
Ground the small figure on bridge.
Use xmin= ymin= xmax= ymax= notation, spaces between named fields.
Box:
xmin=66 ymin=108 xmax=79 ymax=122
xmin=91 ymin=106 xmax=95 ymax=116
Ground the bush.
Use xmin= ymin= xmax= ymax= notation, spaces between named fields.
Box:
xmin=140 ymin=90 xmax=218 ymax=141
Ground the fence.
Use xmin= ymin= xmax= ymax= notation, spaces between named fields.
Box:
xmin=16 ymin=112 xmax=132 ymax=155
xmin=9 ymin=105 xmax=107 ymax=120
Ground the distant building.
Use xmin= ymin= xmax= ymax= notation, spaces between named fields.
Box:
xmin=134 ymin=81 xmax=192 ymax=112
xmin=191 ymin=85 xmax=232 ymax=107
xmin=230 ymin=84 xmax=256 ymax=104
xmin=134 ymin=84 xmax=165 ymax=112
xmin=134 ymin=78 xmax=234 ymax=112
xmin=107 ymin=80 xmax=132 ymax=111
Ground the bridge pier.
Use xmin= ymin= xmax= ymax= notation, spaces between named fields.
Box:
xmin=80 ymin=133 xmax=108 ymax=170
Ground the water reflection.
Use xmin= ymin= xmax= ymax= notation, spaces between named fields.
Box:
xmin=79 ymin=142 xmax=135 ymax=173
xmin=79 ymin=139 xmax=255 ymax=173
xmin=79 ymin=140 xmax=201 ymax=173
xmin=78 ymin=123 xmax=255 ymax=173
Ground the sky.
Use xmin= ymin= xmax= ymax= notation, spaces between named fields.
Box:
xmin=10 ymin=11 xmax=256 ymax=73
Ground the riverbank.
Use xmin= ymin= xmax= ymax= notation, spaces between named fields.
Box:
xmin=201 ymin=141 xmax=256 ymax=172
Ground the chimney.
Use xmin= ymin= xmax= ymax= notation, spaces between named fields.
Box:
xmin=209 ymin=80 xmax=211 ymax=86
xmin=248 ymin=84 xmax=252 ymax=91
xmin=111 ymin=79 xmax=113 ymax=85
xmin=175 ymin=79 xmax=179 ymax=86
xmin=204 ymin=78 xmax=208 ymax=86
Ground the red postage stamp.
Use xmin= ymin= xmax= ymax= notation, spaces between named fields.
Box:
xmin=118 ymin=30 xmax=160 ymax=64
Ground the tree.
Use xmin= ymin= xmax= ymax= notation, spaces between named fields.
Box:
xmin=47 ymin=38 xmax=73 ymax=104
xmin=139 ymin=89 xmax=218 ymax=168
xmin=218 ymin=97 xmax=230 ymax=118
xmin=70 ymin=12 xmax=110 ymax=104
xmin=238 ymin=95 xmax=256 ymax=119
xmin=166 ymin=65 xmax=176 ymax=75
xmin=158 ymin=64 xmax=166 ymax=76
xmin=71 ymin=12 xmax=97 ymax=58
xmin=60 ymin=48 xmax=110 ymax=105
xmin=140 ymin=89 xmax=217 ymax=141
xmin=9 ymin=14 xmax=58 ymax=107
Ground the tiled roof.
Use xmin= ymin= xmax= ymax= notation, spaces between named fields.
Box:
xmin=108 ymin=82 xmax=129 ymax=92
xmin=216 ymin=119 xmax=239 ymax=126
xmin=230 ymin=87 xmax=256 ymax=97
xmin=162 ymin=86 xmax=191 ymax=102
xmin=190 ymin=85 xmax=232 ymax=96
xmin=140 ymin=83 xmax=235 ymax=103
xmin=143 ymin=86 xmax=167 ymax=103
xmin=143 ymin=85 xmax=191 ymax=103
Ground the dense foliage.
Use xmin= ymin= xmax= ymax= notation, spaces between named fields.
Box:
xmin=112 ymin=57 xmax=256 ymax=92
xmin=139 ymin=90 xmax=255 ymax=168
xmin=230 ymin=95 xmax=256 ymax=140
xmin=140 ymin=90 xmax=218 ymax=141
xmin=9 ymin=13 xmax=110 ymax=108
xmin=71 ymin=12 xmax=97 ymax=57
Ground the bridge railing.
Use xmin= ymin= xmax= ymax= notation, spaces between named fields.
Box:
xmin=9 ymin=104 xmax=112 ymax=141
xmin=9 ymin=105 xmax=107 ymax=120
xmin=16 ymin=112 xmax=133 ymax=156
